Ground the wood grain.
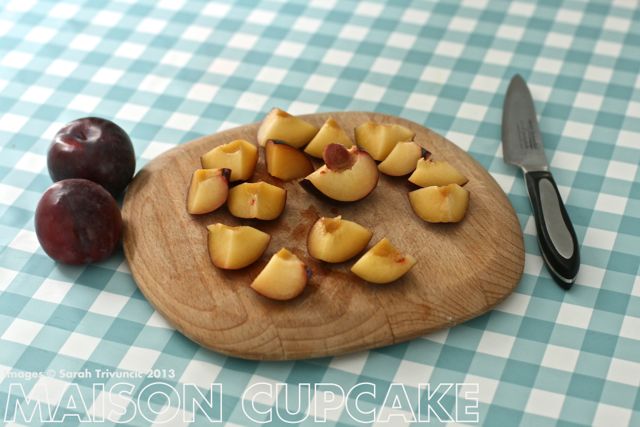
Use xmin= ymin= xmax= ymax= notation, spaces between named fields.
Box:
xmin=122 ymin=112 xmax=524 ymax=360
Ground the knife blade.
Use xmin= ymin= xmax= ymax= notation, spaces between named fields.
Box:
xmin=502 ymin=74 xmax=580 ymax=289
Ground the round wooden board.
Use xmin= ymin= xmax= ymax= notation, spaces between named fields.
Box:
xmin=122 ymin=112 xmax=524 ymax=360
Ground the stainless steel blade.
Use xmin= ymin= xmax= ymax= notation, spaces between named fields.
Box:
xmin=502 ymin=75 xmax=549 ymax=172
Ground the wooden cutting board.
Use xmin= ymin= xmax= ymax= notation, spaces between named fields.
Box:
xmin=122 ymin=112 xmax=524 ymax=360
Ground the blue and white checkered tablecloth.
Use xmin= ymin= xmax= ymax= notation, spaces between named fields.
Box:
xmin=0 ymin=0 xmax=639 ymax=426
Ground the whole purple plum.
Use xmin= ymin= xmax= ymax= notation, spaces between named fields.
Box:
xmin=47 ymin=117 xmax=135 ymax=196
xmin=35 ymin=179 xmax=122 ymax=264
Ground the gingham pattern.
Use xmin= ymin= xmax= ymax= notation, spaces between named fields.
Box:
xmin=0 ymin=0 xmax=638 ymax=426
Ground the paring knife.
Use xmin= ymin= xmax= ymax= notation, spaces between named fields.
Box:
xmin=502 ymin=74 xmax=580 ymax=289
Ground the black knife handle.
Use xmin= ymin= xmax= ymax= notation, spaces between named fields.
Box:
xmin=525 ymin=170 xmax=580 ymax=289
